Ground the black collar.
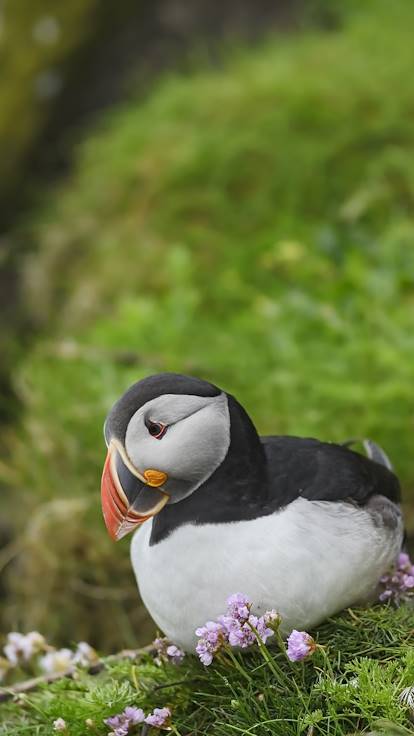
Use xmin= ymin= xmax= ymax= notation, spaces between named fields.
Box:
xmin=150 ymin=394 xmax=270 ymax=545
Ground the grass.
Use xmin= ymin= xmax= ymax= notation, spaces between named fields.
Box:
xmin=1 ymin=604 xmax=414 ymax=735
xmin=1 ymin=0 xmax=414 ymax=651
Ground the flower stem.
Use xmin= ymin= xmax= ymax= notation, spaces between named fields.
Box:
xmin=247 ymin=623 xmax=282 ymax=681
xmin=224 ymin=647 xmax=253 ymax=683
xmin=170 ymin=725 xmax=182 ymax=736
xmin=316 ymin=645 xmax=336 ymax=680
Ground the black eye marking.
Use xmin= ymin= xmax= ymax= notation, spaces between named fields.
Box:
xmin=145 ymin=418 xmax=168 ymax=439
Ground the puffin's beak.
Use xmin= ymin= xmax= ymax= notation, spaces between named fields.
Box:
xmin=101 ymin=440 xmax=169 ymax=541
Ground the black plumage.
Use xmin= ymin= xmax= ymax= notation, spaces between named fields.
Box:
xmin=262 ymin=436 xmax=400 ymax=507
xmin=150 ymin=388 xmax=400 ymax=544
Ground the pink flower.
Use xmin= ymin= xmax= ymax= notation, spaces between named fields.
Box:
xmin=195 ymin=594 xmax=281 ymax=664
xmin=124 ymin=707 xmax=145 ymax=724
xmin=166 ymin=644 xmax=185 ymax=664
xmin=398 ymin=552 xmax=410 ymax=568
xmin=403 ymin=574 xmax=414 ymax=589
xmin=255 ymin=612 xmax=278 ymax=644
xmin=145 ymin=707 xmax=171 ymax=728
xmin=104 ymin=706 xmax=145 ymax=734
xmin=220 ymin=597 xmax=279 ymax=648
xmin=226 ymin=619 xmax=256 ymax=649
xmin=226 ymin=593 xmax=251 ymax=621
xmin=379 ymin=551 xmax=414 ymax=604
xmin=195 ymin=621 xmax=227 ymax=665
xmin=53 ymin=719 xmax=67 ymax=732
xmin=286 ymin=630 xmax=316 ymax=662
xmin=153 ymin=637 xmax=185 ymax=665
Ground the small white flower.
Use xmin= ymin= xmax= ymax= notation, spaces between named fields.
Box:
xmin=21 ymin=631 xmax=47 ymax=660
xmin=72 ymin=642 xmax=98 ymax=667
xmin=400 ymin=686 xmax=414 ymax=712
xmin=40 ymin=649 xmax=74 ymax=674
xmin=53 ymin=718 xmax=67 ymax=732
xmin=4 ymin=632 xmax=28 ymax=665
xmin=3 ymin=631 xmax=47 ymax=665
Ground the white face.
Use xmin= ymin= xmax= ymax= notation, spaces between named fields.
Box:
xmin=124 ymin=392 xmax=231 ymax=503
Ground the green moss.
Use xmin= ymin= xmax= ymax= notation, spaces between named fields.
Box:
xmin=1 ymin=605 xmax=414 ymax=735
xmin=2 ymin=0 xmax=414 ymax=649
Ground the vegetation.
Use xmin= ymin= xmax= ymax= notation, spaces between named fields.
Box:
xmin=1 ymin=605 xmax=414 ymax=735
xmin=0 ymin=0 xmax=102 ymax=413
xmin=0 ymin=0 xmax=339 ymax=417
xmin=1 ymin=0 xmax=414 ymax=657
xmin=1 ymin=2 xmax=414 ymax=733
xmin=0 ymin=0 xmax=99 ymax=208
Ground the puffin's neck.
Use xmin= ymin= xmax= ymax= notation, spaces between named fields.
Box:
xmin=150 ymin=395 xmax=269 ymax=545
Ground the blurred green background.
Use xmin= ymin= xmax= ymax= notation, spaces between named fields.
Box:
xmin=0 ymin=0 xmax=413 ymax=653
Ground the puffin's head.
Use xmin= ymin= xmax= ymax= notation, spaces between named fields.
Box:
xmin=101 ymin=373 xmax=231 ymax=540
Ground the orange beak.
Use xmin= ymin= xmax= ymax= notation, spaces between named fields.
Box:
xmin=101 ymin=442 xmax=169 ymax=541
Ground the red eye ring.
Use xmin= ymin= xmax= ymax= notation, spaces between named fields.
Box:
xmin=146 ymin=420 xmax=167 ymax=440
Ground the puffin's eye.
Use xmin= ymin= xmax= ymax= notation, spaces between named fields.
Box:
xmin=145 ymin=419 xmax=167 ymax=440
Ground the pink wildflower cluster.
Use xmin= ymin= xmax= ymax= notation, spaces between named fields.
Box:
xmin=104 ymin=706 xmax=170 ymax=735
xmin=152 ymin=637 xmax=185 ymax=665
xmin=379 ymin=552 xmax=414 ymax=604
xmin=195 ymin=593 xmax=280 ymax=666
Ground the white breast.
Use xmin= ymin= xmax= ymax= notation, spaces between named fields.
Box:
xmin=130 ymin=498 xmax=402 ymax=651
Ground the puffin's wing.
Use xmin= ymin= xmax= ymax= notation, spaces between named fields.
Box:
xmin=341 ymin=437 xmax=394 ymax=472
xmin=261 ymin=436 xmax=401 ymax=508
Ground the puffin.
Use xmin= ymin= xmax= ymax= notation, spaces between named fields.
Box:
xmin=100 ymin=372 xmax=403 ymax=651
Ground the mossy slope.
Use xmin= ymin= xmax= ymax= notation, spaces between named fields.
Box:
xmin=1 ymin=605 xmax=414 ymax=735
xmin=2 ymin=0 xmax=414 ymax=649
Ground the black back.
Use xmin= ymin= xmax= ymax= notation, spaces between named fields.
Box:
xmin=261 ymin=435 xmax=400 ymax=507
xmin=151 ymin=430 xmax=401 ymax=544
